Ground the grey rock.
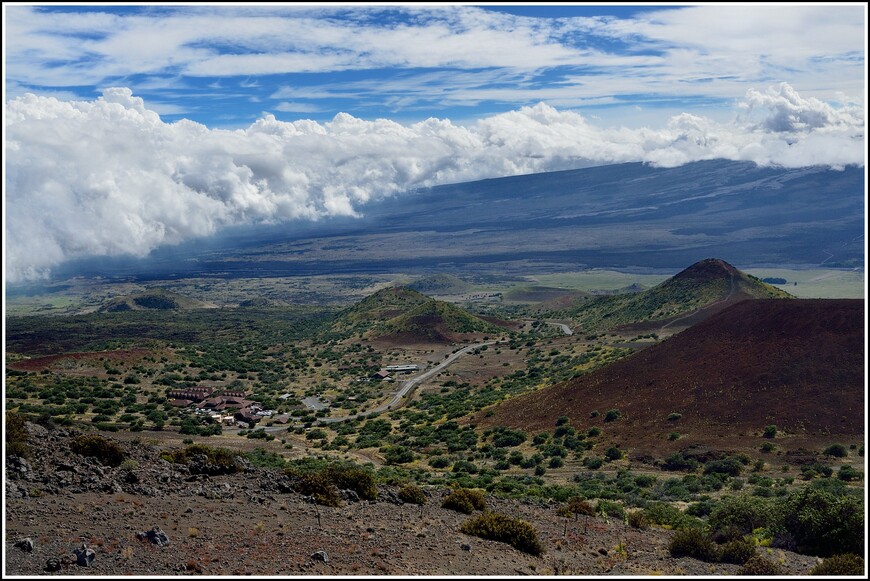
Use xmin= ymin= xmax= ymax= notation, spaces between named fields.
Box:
xmin=340 ymin=489 xmax=359 ymax=502
xmin=14 ymin=537 xmax=34 ymax=552
xmin=44 ymin=558 xmax=62 ymax=572
xmin=461 ymin=543 xmax=471 ymax=552
xmin=310 ymin=550 xmax=329 ymax=563
xmin=74 ymin=544 xmax=96 ymax=567
xmin=136 ymin=526 xmax=170 ymax=547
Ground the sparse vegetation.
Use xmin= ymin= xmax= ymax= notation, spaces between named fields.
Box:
xmin=5 ymin=411 xmax=31 ymax=459
xmin=460 ymin=512 xmax=543 ymax=556
xmin=398 ymin=484 xmax=427 ymax=505
xmin=70 ymin=434 xmax=125 ymax=467
xmin=442 ymin=488 xmax=487 ymax=514
xmin=668 ymin=528 xmax=717 ymax=562
xmin=810 ymin=553 xmax=865 ymax=576
xmin=762 ymin=425 xmax=777 ymax=439
xmin=739 ymin=555 xmax=784 ymax=575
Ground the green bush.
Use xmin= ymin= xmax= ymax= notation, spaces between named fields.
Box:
xmin=668 ymin=528 xmax=717 ymax=562
xmin=562 ymin=497 xmax=595 ymax=517
xmin=643 ymin=502 xmax=697 ymax=529
xmin=604 ymin=446 xmax=624 ymax=461
xmin=775 ymin=486 xmax=864 ymax=556
xmin=162 ymin=444 xmax=239 ymax=474
xmin=762 ymin=425 xmax=777 ymax=439
xmin=460 ymin=512 xmax=543 ymax=556
xmin=718 ymin=537 xmax=756 ymax=565
xmin=837 ymin=465 xmax=863 ymax=482
xmin=382 ymin=445 xmax=414 ymax=465
xmin=5 ymin=411 xmax=30 ymax=458
xmin=809 ymin=553 xmax=864 ymax=576
xmin=295 ymin=471 xmax=341 ymax=507
xmin=398 ymin=484 xmax=427 ymax=505
xmin=708 ymin=495 xmax=774 ymax=536
xmin=324 ymin=464 xmax=378 ymax=501
xmin=70 ymin=434 xmax=125 ymax=467
xmin=596 ymin=500 xmax=625 ymax=519
xmin=584 ymin=457 xmax=603 ymax=470
xmin=703 ymin=457 xmax=744 ymax=477
xmin=760 ymin=442 xmax=776 ymax=453
xmin=442 ymin=488 xmax=487 ymax=514
xmin=429 ymin=456 xmax=451 ymax=469
xmin=739 ymin=555 xmax=784 ymax=576
xmin=603 ymin=409 xmax=621 ymax=422
xmin=244 ymin=448 xmax=286 ymax=469
xmin=823 ymin=443 xmax=848 ymax=458
xmin=667 ymin=412 xmax=682 ymax=421
xmin=628 ymin=511 xmax=649 ymax=529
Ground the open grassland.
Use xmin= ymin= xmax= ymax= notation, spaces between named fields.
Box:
xmin=744 ymin=268 xmax=864 ymax=299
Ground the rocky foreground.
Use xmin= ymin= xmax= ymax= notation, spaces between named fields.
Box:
xmin=5 ymin=424 xmax=822 ymax=576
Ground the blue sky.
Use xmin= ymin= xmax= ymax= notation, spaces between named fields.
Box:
xmin=6 ymin=3 xmax=864 ymax=128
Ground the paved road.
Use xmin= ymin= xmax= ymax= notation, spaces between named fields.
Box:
xmin=319 ymin=341 xmax=496 ymax=424
xmin=546 ymin=321 xmax=574 ymax=335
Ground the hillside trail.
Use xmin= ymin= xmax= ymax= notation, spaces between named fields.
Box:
xmin=658 ymin=273 xmax=736 ymax=334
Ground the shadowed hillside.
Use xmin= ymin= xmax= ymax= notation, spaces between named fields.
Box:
xmin=98 ymin=289 xmax=210 ymax=312
xmin=477 ymin=299 xmax=864 ymax=452
xmin=553 ymin=258 xmax=792 ymax=332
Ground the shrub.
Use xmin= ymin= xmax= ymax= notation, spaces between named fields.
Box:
xmin=596 ymin=500 xmax=625 ymax=520
xmin=587 ymin=427 xmax=601 ymax=437
xmin=382 ymin=445 xmax=414 ymax=465
xmin=563 ymin=497 xmax=596 ymax=517
xmin=708 ymin=495 xmax=774 ymax=537
xmin=163 ymin=444 xmax=239 ymax=474
xmin=823 ymin=444 xmax=848 ymax=458
xmin=548 ymin=456 xmax=564 ymax=469
xmin=759 ymin=442 xmax=776 ymax=453
xmin=668 ymin=432 xmax=680 ymax=441
xmin=442 ymin=488 xmax=487 ymax=514
xmin=662 ymin=452 xmax=698 ymax=472
xmin=668 ymin=528 xmax=717 ymax=562
xmin=5 ymin=411 xmax=31 ymax=458
xmin=460 ymin=512 xmax=543 ymax=556
xmin=584 ymin=457 xmax=603 ymax=470
xmin=70 ymin=434 xmax=125 ymax=467
xmin=244 ymin=448 xmax=287 ymax=470
xmin=295 ymin=471 xmax=341 ymax=507
xmin=628 ymin=511 xmax=649 ymax=529
xmin=603 ymin=409 xmax=621 ymax=422
xmin=762 ymin=425 xmax=777 ymax=439
xmin=739 ymin=555 xmax=784 ymax=576
xmin=703 ymin=457 xmax=743 ymax=477
xmin=324 ymin=464 xmax=378 ymax=501
xmin=810 ymin=553 xmax=865 ymax=576
xmin=429 ymin=456 xmax=451 ymax=469
xmin=837 ymin=465 xmax=863 ymax=482
xmin=590 ymin=410 xmax=599 ymax=418
xmin=555 ymin=416 xmax=570 ymax=426
xmin=667 ymin=412 xmax=682 ymax=421
xmin=718 ymin=537 xmax=756 ymax=565
xmin=398 ymin=484 xmax=427 ymax=505
xmin=643 ymin=502 xmax=700 ymax=530
xmin=775 ymin=486 xmax=864 ymax=556
xmin=604 ymin=446 xmax=624 ymax=461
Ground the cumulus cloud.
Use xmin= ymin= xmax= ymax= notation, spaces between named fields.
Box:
xmin=4 ymin=84 xmax=864 ymax=283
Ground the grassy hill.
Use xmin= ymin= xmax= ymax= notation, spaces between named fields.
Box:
xmin=98 ymin=288 xmax=209 ymax=312
xmin=408 ymin=273 xmax=471 ymax=295
xmin=552 ymin=258 xmax=791 ymax=332
xmin=476 ymin=298 xmax=864 ymax=453
xmin=332 ymin=285 xmax=504 ymax=343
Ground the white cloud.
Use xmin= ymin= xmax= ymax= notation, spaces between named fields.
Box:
xmin=4 ymin=84 xmax=864 ymax=283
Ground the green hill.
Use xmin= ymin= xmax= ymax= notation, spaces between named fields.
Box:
xmin=554 ymin=258 xmax=792 ymax=331
xmin=333 ymin=286 xmax=503 ymax=342
xmin=408 ymin=273 xmax=471 ymax=295
xmin=99 ymin=289 xmax=209 ymax=312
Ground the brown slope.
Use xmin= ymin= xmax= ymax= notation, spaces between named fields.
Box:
xmin=476 ymin=299 xmax=864 ymax=452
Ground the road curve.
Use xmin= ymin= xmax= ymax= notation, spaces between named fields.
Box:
xmin=318 ymin=341 xmax=497 ymax=424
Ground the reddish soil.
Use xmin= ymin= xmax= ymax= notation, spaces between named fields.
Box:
xmin=7 ymin=349 xmax=154 ymax=373
xmin=476 ymin=299 xmax=864 ymax=456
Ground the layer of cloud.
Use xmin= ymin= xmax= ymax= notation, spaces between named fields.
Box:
xmin=4 ymin=83 xmax=864 ymax=283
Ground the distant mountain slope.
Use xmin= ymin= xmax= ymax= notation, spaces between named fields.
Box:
xmin=53 ymin=160 xmax=865 ymax=281
xmin=408 ymin=274 xmax=471 ymax=295
xmin=99 ymin=289 xmax=209 ymax=312
xmin=333 ymin=286 xmax=504 ymax=343
xmin=554 ymin=258 xmax=791 ymax=332
xmin=476 ymin=299 xmax=864 ymax=448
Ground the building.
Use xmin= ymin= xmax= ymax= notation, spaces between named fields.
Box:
xmin=168 ymin=387 xmax=213 ymax=402
xmin=371 ymin=370 xmax=391 ymax=381
xmin=386 ymin=365 xmax=419 ymax=373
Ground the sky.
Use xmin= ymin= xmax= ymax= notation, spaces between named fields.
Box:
xmin=3 ymin=3 xmax=867 ymax=283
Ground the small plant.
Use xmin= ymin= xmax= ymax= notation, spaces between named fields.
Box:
xmin=442 ymin=488 xmax=487 ymax=514
xmin=604 ymin=446 xmax=624 ymax=461
xmin=596 ymin=500 xmax=625 ymax=520
xmin=70 ymin=434 xmax=125 ymax=467
xmin=718 ymin=537 xmax=757 ymax=565
xmin=119 ymin=459 xmax=139 ymax=471
xmin=556 ymin=416 xmax=570 ymax=426
xmin=460 ymin=512 xmax=543 ymax=556
xmin=587 ymin=427 xmax=601 ymax=437
xmin=837 ymin=465 xmax=863 ymax=482
xmin=6 ymin=411 xmax=31 ymax=458
xmin=668 ymin=528 xmax=717 ymax=562
xmin=739 ymin=555 xmax=784 ymax=575
xmin=667 ymin=412 xmax=682 ymax=421
xmin=628 ymin=511 xmax=649 ymax=529
xmin=590 ymin=410 xmax=599 ymax=418
xmin=762 ymin=425 xmax=777 ymax=439
xmin=603 ymin=409 xmax=621 ymax=422
xmin=823 ymin=443 xmax=848 ymax=458
xmin=561 ymin=497 xmax=595 ymax=517
xmin=809 ymin=553 xmax=864 ymax=575
xmin=759 ymin=442 xmax=776 ymax=453
xmin=188 ymin=527 xmax=199 ymax=538
xmin=668 ymin=432 xmax=680 ymax=441
xmin=584 ymin=457 xmax=603 ymax=470
xmin=398 ymin=484 xmax=427 ymax=505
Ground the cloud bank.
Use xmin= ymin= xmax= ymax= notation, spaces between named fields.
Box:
xmin=4 ymin=83 xmax=864 ymax=283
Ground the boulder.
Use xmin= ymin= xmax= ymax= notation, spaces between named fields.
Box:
xmin=14 ymin=537 xmax=34 ymax=552
xmin=44 ymin=558 xmax=62 ymax=572
xmin=310 ymin=550 xmax=329 ymax=563
xmin=136 ymin=526 xmax=170 ymax=547
xmin=74 ymin=544 xmax=96 ymax=567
